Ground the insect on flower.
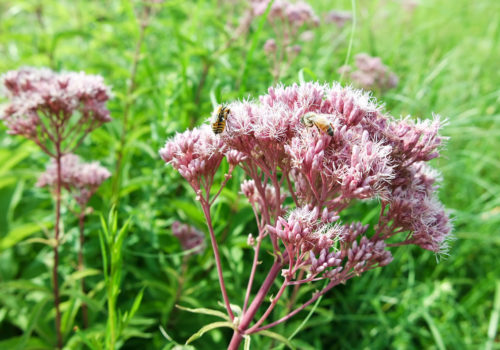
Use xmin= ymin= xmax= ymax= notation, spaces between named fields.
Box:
xmin=301 ymin=112 xmax=335 ymax=136
xmin=211 ymin=105 xmax=230 ymax=135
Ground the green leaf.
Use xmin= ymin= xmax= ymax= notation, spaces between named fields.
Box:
xmin=98 ymin=222 xmax=109 ymax=281
xmin=175 ymin=305 xmax=230 ymax=321
xmin=65 ymin=268 xmax=101 ymax=283
xmin=126 ymin=288 xmax=145 ymax=324
xmin=244 ymin=335 xmax=251 ymax=350
xmin=185 ymin=321 xmax=235 ymax=344
xmin=256 ymin=330 xmax=296 ymax=350
xmin=16 ymin=296 xmax=51 ymax=350
xmin=0 ymin=336 xmax=49 ymax=350
xmin=0 ymin=222 xmax=51 ymax=251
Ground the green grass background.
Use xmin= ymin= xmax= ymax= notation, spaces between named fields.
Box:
xmin=0 ymin=0 xmax=499 ymax=349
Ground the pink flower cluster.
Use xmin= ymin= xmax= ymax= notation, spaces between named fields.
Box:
xmin=252 ymin=0 xmax=319 ymax=81
xmin=159 ymin=125 xmax=227 ymax=196
xmin=325 ymin=10 xmax=352 ymax=28
xmin=171 ymin=221 xmax=206 ymax=255
xmin=37 ymin=153 xmax=111 ymax=206
xmin=1 ymin=67 xmax=111 ymax=151
xmin=252 ymin=0 xmax=319 ymax=27
xmin=162 ymin=81 xmax=451 ymax=254
xmin=339 ymin=53 xmax=399 ymax=93
xmin=160 ymin=82 xmax=451 ymax=339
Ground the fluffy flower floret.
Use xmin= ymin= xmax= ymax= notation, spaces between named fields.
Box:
xmin=274 ymin=207 xmax=320 ymax=248
xmin=223 ymin=100 xmax=296 ymax=169
xmin=337 ymin=131 xmax=394 ymax=199
xmin=159 ymin=125 xmax=226 ymax=190
xmin=387 ymin=162 xmax=452 ymax=252
xmin=388 ymin=115 xmax=445 ymax=164
xmin=323 ymin=82 xmax=379 ymax=127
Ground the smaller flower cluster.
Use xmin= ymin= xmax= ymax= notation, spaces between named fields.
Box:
xmin=339 ymin=53 xmax=399 ymax=93
xmin=269 ymin=206 xmax=393 ymax=282
xmin=171 ymin=221 xmax=206 ymax=255
xmin=325 ymin=10 xmax=352 ymax=28
xmin=252 ymin=0 xmax=318 ymax=81
xmin=37 ymin=153 xmax=110 ymax=206
xmin=252 ymin=0 xmax=319 ymax=27
xmin=386 ymin=162 xmax=452 ymax=252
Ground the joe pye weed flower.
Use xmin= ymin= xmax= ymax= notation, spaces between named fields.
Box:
xmin=1 ymin=67 xmax=112 ymax=347
xmin=160 ymin=82 xmax=452 ymax=349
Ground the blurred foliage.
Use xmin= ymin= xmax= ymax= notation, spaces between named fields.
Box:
xmin=0 ymin=0 xmax=499 ymax=349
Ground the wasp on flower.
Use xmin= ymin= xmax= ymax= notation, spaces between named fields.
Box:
xmin=211 ymin=104 xmax=231 ymax=135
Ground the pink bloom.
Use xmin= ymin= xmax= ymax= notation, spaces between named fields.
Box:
xmin=252 ymin=0 xmax=318 ymax=27
xmin=37 ymin=153 xmax=111 ymax=206
xmin=162 ymin=82 xmax=451 ymax=254
xmin=171 ymin=221 xmax=206 ymax=255
xmin=159 ymin=125 xmax=226 ymax=194
xmin=339 ymin=53 xmax=399 ymax=92
xmin=160 ymin=81 xmax=452 ymax=341
xmin=263 ymin=39 xmax=277 ymax=53
xmin=1 ymin=67 xmax=111 ymax=151
xmin=386 ymin=162 xmax=452 ymax=253
xmin=325 ymin=10 xmax=352 ymax=28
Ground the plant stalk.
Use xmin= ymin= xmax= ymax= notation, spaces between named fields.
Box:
xmin=53 ymin=147 xmax=63 ymax=348
xmin=200 ymin=201 xmax=235 ymax=321
xmin=228 ymin=260 xmax=283 ymax=349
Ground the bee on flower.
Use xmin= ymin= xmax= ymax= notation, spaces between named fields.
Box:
xmin=301 ymin=112 xmax=335 ymax=136
xmin=211 ymin=105 xmax=231 ymax=135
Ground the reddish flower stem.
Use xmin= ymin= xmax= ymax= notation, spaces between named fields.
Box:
xmin=200 ymin=201 xmax=235 ymax=321
xmin=228 ymin=259 xmax=283 ymax=349
xmin=246 ymin=277 xmax=289 ymax=333
xmin=287 ymin=269 xmax=304 ymax=310
xmin=209 ymin=166 xmax=235 ymax=206
xmin=242 ymin=228 xmax=264 ymax=314
xmin=249 ymin=278 xmax=341 ymax=334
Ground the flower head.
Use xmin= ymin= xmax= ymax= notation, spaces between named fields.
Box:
xmin=163 ymin=81 xmax=451 ymax=256
xmin=1 ymin=67 xmax=112 ymax=153
xmin=37 ymin=153 xmax=110 ymax=206
xmin=325 ymin=10 xmax=352 ymax=28
xmin=159 ymin=125 xmax=226 ymax=194
xmin=339 ymin=53 xmax=398 ymax=92
xmin=221 ymin=82 xmax=450 ymax=254
xmin=264 ymin=39 xmax=277 ymax=53
xmin=252 ymin=0 xmax=318 ymax=27
xmin=171 ymin=221 xmax=206 ymax=255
